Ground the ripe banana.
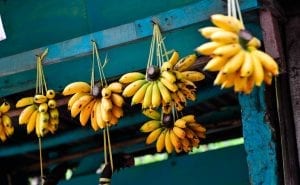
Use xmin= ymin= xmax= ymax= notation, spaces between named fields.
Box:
xmin=157 ymin=80 xmax=172 ymax=104
xmin=19 ymin=104 xmax=37 ymax=124
xmin=159 ymin=77 xmax=178 ymax=92
xmin=165 ymin=129 xmax=174 ymax=153
xmin=27 ymin=110 xmax=38 ymax=134
xmin=180 ymin=71 xmax=205 ymax=82
xmin=131 ymin=82 xmax=150 ymax=105
xmin=211 ymin=14 xmax=244 ymax=33
xmin=67 ymin=92 xmax=88 ymax=110
xmin=181 ymin=115 xmax=196 ymax=123
xmin=62 ymin=81 xmax=91 ymax=96
xmin=251 ymin=52 xmax=264 ymax=86
xmin=199 ymin=26 xmax=224 ymax=39
xmin=161 ymin=71 xmax=176 ymax=83
xmin=169 ymin=129 xmax=182 ymax=152
xmin=174 ymin=54 xmax=197 ymax=72
xmin=16 ymin=97 xmax=34 ymax=108
xmin=46 ymin=89 xmax=56 ymax=99
xmin=95 ymin=100 xmax=105 ymax=129
xmin=108 ymin=82 xmax=123 ymax=93
xmin=174 ymin=119 xmax=187 ymax=128
xmin=240 ymin=52 xmax=254 ymax=77
xmin=142 ymin=82 xmax=153 ymax=109
xmin=90 ymin=101 xmax=100 ymax=131
xmin=2 ymin=114 xmax=13 ymax=136
xmin=101 ymin=87 xmax=112 ymax=99
xmin=156 ymin=129 xmax=166 ymax=152
xmin=48 ymin=99 xmax=57 ymax=109
xmin=119 ymin=72 xmax=145 ymax=84
xmin=213 ymin=43 xmax=241 ymax=58
xmin=101 ymin=97 xmax=113 ymax=111
xmin=38 ymin=103 xmax=48 ymax=113
xmin=146 ymin=127 xmax=163 ymax=144
xmin=0 ymin=102 xmax=10 ymax=113
xmin=34 ymin=94 xmax=48 ymax=104
xmin=203 ymin=57 xmax=227 ymax=71
xmin=151 ymin=81 xmax=161 ymax=109
xmin=142 ymin=109 xmax=161 ymax=120
xmin=167 ymin=51 xmax=180 ymax=67
xmin=173 ymin=126 xmax=186 ymax=139
xmin=210 ymin=30 xmax=238 ymax=44
xmin=140 ymin=120 xmax=161 ymax=133
xmin=122 ymin=79 xmax=147 ymax=97
xmin=111 ymin=105 xmax=123 ymax=119
xmin=221 ymin=50 xmax=245 ymax=74
xmin=195 ymin=41 xmax=223 ymax=55
xmin=79 ymin=99 xmax=96 ymax=126
xmin=111 ymin=93 xmax=124 ymax=107
xmin=71 ymin=94 xmax=94 ymax=117
xmin=252 ymin=49 xmax=279 ymax=75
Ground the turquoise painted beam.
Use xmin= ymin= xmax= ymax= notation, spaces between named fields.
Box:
xmin=238 ymin=86 xmax=278 ymax=185
xmin=59 ymin=145 xmax=250 ymax=185
xmin=0 ymin=85 xmax=228 ymax=157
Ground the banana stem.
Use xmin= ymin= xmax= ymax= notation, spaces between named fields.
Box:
xmin=106 ymin=127 xmax=114 ymax=173
xmin=103 ymin=129 xmax=108 ymax=165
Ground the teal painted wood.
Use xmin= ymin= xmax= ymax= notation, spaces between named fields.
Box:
xmin=0 ymin=85 xmax=229 ymax=157
xmin=58 ymin=145 xmax=250 ymax=185
xmin=0 ymin=0 xmax=259 ymax=97
xmin=238 ymin=86 xmax=278 ymax=185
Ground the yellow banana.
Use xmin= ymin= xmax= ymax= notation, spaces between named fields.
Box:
xmin=169 ymin=129 xmax=182 ymax=152
xmin=173 ymin=126 xmax=186 ymax=139
xmin=35 ymin=112 xmax=41 ymax=137
xmin=101 ymin=97 xmax=113 ymax=111
xmin=195 ymin=41 xmax=223 ymax=55
xmin=199 ymin=26 xmax=223 ymax=39
xmin=167 ymin=51 xmax=180 ymax=67
xmin=62 ymin=81 xmax=91 ymax=96
xmin=0 ymin=124 xmax=7 ymax=142
xmin=240 ymin=52 xmax=254 ymax=77
xmin=49 ymin=108 xmax=59 ymax=120
xmin=234 ymin=76 xmax=247 ymax=92
xmin=33 ymin=94 xmax=48 ymax=104
xmin=162 ymin=100 xmax=172 ymax=114
xmin=90 ymin=101 xmax=100 ymax=131
xmin=221 ymin=72 xmax=236 ymax=89
xmin=111 ymin=93 xmax=124 ymax=107
xmin=131 ymin=82 xmax=150 ymax=105
xmin=145 ymin=127 xmax=163 ymax=144
xmin=108 ymin=82 xmax=123 ymax=93
xmin=16 ymin=97 xmax=34 ymax=108
xmin=174 ymin=119 xmax=187 ymax=128
xmin=95 ymin=100 xmax=106 ymax=129
xmin=161 ymin=71 xmax=176 ymax=83
xmin=174 ymin=54 xmax=197 ymax=72
xmin=176 ymin=90 xmax=187 ymax=103
xmin=142 ymin=82 xmax=153 ymax=109
xmin=210 ymin=30 xmax=238 ymax=44
xmin=213 ymin=43 xmax=241 ymax=58
xmin=160 ymin=62 xmax=173 ymax=72
xmin=203 ymin=56 xmax=227 ymax=71
xmin=27 ymin=110 xmax=38 ymax=134
xmin=119 ymin=72 xmax=145 ymax=84
xmin=19 ymin=104 xmax=37 ymax=124
xmin=243 ymin=76 xmax=255 ymax=94
xmin=156 ymin=129 xmax=166 ymax=152
xmin=211 ymin=14 xmax=244 ymax=33
xmin=109 ymin=114 xmax=118 ymax=126
xmin=46 ymin=89 xmax=56 ymax=99
xmin=142 ymin=109 xmax=161 ymax=120
xmin=247 ymin=37 xmax=261 ymax=48
xmin=122 ymin=79 xmax=147 ymax=97
xmin=38 ymin=103 xmax=48 ymax=113
xmin=214 ymin=71 xmax=227 ymax=85
xmin=181 ymin=138 xmax=192 ymax=152
xmin=79 ymin=99 xmax=96 ymax=126
xmin=180 ymin=71 xmax=205 ymax=82
xmin=189 ymin=123 xmax=206 ymax=133
xmin=101 ymin=102 xmax=112 ymax=124
xmin=38 ymin=112 xmax=50 ymax=137
xmin=159 ymin=77 xmax=178 ymax=92
xmin=195 ymin=131 xmax=206 ymax=139
xmin=157 ymin=80 xmax=172 ymax=104
xmin=140 ymin=120 xmax=161 ymax=133
xmin=0 ymin=102 xmax=10 ymax=113
xmin=111 ymin=105 xmax=123 ymax=119
xmin=184 ymin=127 xmax=198 ymax=139
xmin=221 ymin=50 xmax=245 ymax=74
xmin=101 ymin=87 xmax=112 ymax=99
xmin=48 ymin=99 xmax=57 ymax=109
xmin=264 ymin=70 xmax=273 ymax=85
xmin=181 ymin=115 xmax=196 ymax=123
xmin=165 ymin=129 xmax=174 ymax=153
xmin=252 ymin=49 xmax=279 ymax=75
xmin=67 ymin=92 xmax=89 ymax=110
xmin=71 ymin=94 xmax=94 ymax=117
xmin=251 ymin=52 xmax=264 ymax=86
xmin=151 ymin=81 xmax=161 ymax=109
xmin=49 ymin=117 xmax=59 ymax=126
xmin=2 ymin=114 xmax=13 ymax=136
xmin=180 ymin=79 xmax=197 ymax=89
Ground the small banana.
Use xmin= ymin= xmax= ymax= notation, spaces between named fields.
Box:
xmin=151 ymin=81 xmax=161 ymax=109
xmin=122 ymin=79 xmax=147 ymax=97
xmin=33 ymin=94 xmax=48 ymax=104
xmin=119 ymin=72 xmax=145 ymax=84
xmin=156 ymin=129 xmax=167 ymax=152
xmin=161 ymin=71 xmax=176 ymax=83
xmin=67 ymin=92 xmax=89 ymax=110
xmin=221 ymin=50 xmax=245 ymax=74
xmin=16 ymin=97 xmax=34 ymax=108
xmin=49 ymin=108 xmax=59 ymax=120
xmin=210 ymin=30 xmax=238 ymax=44
xmin=180 ymin=71 xmax=205 ymax=82
xmin=213 ymin=43 xmax=241 ymax=58
xmin=48 ymin=99 xmax=57 ymax=109
xmin=101 ymin=97 xmax=113 ymax=111
xmin=174 ymin=54 xmax=197 ymax=72
xmin=38 ymin=103 xmax=48 ymax=113
xmin=252 ymin=49 xmax=279 ymax=76
xmin=0 ymin=102 xmax=10 ymax=113
xmin=167 ymin=51 xmax=180 ymax=67
xmin=90 ymin=101 xmax=100 ymax=131
xmin=27 ymin=110 xmax=38 ymax=134
xmin=142 ymin=109 xmax=161 ymax=120
xmin=111 ymin=93 xmax=124 ymax=107
xmin=240 ymin=52 xmax=254 ymax=77
xmin=46 ymin=89 xmax=56 ymax=99
xmin=211 ymin=14 xmax=244 ymax=33
xmin=95 ymin=100 xmax=106 ymax=129
xmin=157 ymin=80 xmax=172 ymax=104
xmin=203 ymin=57 xmax=227 ymax=71
xmin=189 ymin=123 xmax=206 ymax=133
xmin=131 ymin=82 xmax=150 ymax=105
xmin=62 ymin=81 xmax=91 ymax=96
xmin=181 ymin=115 xmax=196 ymax=123
xmin=19 ymin=104 xmax=37 ymax=124
xmin=174 ymin=119 xmax=187 ymax=128
xmin=108 ymin=82 xmax=123 ymax=93
xmin=165 ymin=129 xmax=174 ymax=153
xmin=111 ymin=105 xmax=123 ymax=119
xmin=247 ymin=37 xmax=261 ymax=48
xmin=199 ymin=26 xmax=223 ymax=39
xmin=173 ymin=126 xmax=186 ymax=139
xmin=146 ymin=127 xmax=163 ymax=144
xmin=169 ymin=129 xmax=182 ymax=152
xmin=142 ymin=82 xmax=153 ymax=109
xmin=234 ymin=75 xmax=247 ymax=92
xmin=159 ymin=78 xmax=178 ymax=92
xmin=140 ymin=120 xmax=161 ymax=133
xmin=71 ymin=94 xmax=94 ymax=117
xmin=214 ymin=72 xmax=227 ymax=85
xmin=101 ymin=87 xmax=112 ymax=99
xmin=251 ymin=52 xmax=264 ymax=86
xmin=79 ymin=99 xmax=96 ymax=126
xmin=195 ymin=41 xmax=223 ymax=55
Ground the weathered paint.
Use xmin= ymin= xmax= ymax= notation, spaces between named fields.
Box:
xmin=238 ymin=86 xmax=278 ymax=185
xmin=59 ymin=145 xmax=250 ymax=185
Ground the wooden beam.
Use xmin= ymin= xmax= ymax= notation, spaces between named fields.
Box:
xmin=0 ymin=0 xmax=258 ymax=77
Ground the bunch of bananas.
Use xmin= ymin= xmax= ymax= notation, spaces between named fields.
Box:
xmin=16 ymin=89 xmax=59 ymax=137
xmin=120 ymin=51 xmax=204 ymax=113
xmin=62 ymin=81 xmax=124 ymax=131
xmin=196 ymin=14 xmax=279 ymax=93
xmin=0 ymin=102 xmax=14 ymax=142
xmin=140 ymin=109 xmax=206 ymax=153
xmin=160 ymin=51 xmax=205 ymax=113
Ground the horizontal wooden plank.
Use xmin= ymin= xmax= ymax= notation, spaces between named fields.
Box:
xmin=0 ymin=0 xmax=259 ymax=77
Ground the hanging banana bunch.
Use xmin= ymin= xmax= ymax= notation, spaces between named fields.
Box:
xmin=196 ymin=0 xmax=279 ymax=94
xmin=0 ymin=101 xmax=14 ymax=142
xmin=141 ymin=109 xmax=206 ymax=153
xmin=160 ymin=51 xmax=205 ymax=113
xmin=62 ymin=41 xmax=124 ymax=131
xmin=16 ymin=49 xmax=59 ymax=137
